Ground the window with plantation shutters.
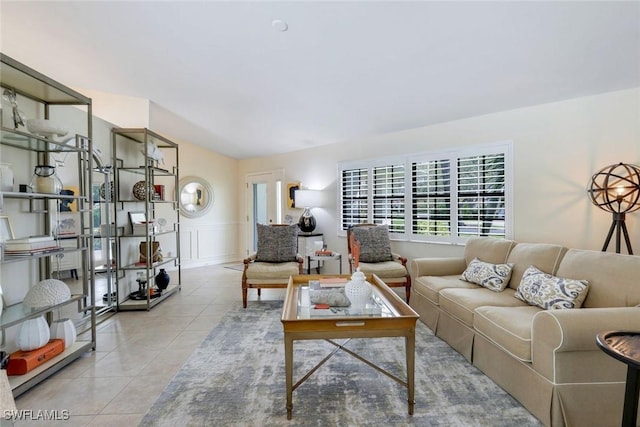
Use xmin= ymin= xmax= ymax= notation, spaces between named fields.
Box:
xmin=411 ymin=159 xmax=451 ymax=237
xmin=338 ymin=141 xmax=511 ymax=242
xmin=373 ymin=164 xmax=405 ymax=232
xmin=340 ymin=167 xmax=368 ymax=230
xmin=457 ymin=153 xmax=506 ymax=238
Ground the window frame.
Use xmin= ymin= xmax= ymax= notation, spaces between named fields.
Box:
xmin=337 ymin=141 xmax=513 ymax=244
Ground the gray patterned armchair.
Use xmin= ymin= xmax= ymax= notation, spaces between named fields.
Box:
xmin=347 ymin=224 xmax=411 ymax=302
xmin=242 ymin=224 xmax=303 ymax=308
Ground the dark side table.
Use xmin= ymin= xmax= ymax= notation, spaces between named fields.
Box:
xmin=596 ymin=331 xmax=640 ymax=427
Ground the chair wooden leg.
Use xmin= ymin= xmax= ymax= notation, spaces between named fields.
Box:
xmin=242 ymin=287 xmax=248 ymax=308
xmin=405 ymin=285 xmax=411 ymax=303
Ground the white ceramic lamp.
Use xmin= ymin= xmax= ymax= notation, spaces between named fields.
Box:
xmin=295 ymin=189 xmax=323 ymax=233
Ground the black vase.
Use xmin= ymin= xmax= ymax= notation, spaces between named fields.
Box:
xmin=155 ymin=269 xmax=170 ymax=290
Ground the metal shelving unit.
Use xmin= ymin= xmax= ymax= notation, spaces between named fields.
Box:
xmin=111 ymin=128 xmax=181 ymax=311
xmin=0 ymin=53 xmax=96 ymax=396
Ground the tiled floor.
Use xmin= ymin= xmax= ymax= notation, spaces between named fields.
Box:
xmin=11 ymin=264 xmax=284 ymax=426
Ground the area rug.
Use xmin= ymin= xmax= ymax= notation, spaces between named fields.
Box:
xmin=224 ymin=264 xmax=245 ymax=271
xmin=140 ymin=301 xmax=542 ymax=427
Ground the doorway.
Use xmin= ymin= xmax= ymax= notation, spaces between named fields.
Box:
xmin=246 ymin=170 xmax=283 ymax=254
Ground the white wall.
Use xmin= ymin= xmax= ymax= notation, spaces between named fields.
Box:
xmin=168 ymin=138 xmax=240 ymax=269
xmin=238 ymin=88 xmax=640 ymax=273
xmin=86 ymin=93 xmax=242 ymax=269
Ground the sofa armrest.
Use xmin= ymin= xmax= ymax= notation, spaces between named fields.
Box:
xmin=411 ymin=257 xmax=466 ymax=277
xmin=532 ymin=307 xmax=640 ymax=383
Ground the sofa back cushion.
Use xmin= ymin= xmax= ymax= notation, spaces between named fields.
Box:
xmin=506 ymin=243 xmax=567 ymax=290
xmin=464 ymin=237 xmax=516 ymax=266
xmin=556 ymin=249 xmax=640 ymax=308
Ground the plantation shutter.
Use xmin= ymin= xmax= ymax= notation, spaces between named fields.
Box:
xmin=457 ymin=153 xmax=506 ymax=237
xmin=341 ymin=168 xmax=369 ymax=230
xmin=411 ymin=159 xmax=451 ymax=236
xmin=372 ymin=164 xmax=405 ymax=232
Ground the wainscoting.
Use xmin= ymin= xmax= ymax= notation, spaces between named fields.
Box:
xmin=180 ymin=221 xmax=241 ymax=269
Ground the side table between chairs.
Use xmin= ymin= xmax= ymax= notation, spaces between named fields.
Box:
xmin=596 ymin=331 xmax=640 ymax=427
xmin=306 ymin=252 xmax=342 ymax=274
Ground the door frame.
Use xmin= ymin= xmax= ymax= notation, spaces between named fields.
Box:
xmin=245 ymin=169 xmax=284 ymax=255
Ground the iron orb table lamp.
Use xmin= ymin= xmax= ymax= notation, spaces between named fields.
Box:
xmin=587 ymin=162 xmax=640 ymax=254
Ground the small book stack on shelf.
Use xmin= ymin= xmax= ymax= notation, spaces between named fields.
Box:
xmin=4 ymin=235 xmax=60 ymax=256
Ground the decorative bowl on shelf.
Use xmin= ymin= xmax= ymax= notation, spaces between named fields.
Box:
xmin=26 ymin=119 xmax=69 ymax=138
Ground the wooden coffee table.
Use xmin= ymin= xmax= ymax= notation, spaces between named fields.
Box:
xmin=281 ymin=274 xmax=419 ymax=419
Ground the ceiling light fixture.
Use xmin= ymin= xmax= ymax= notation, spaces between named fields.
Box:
xmin=271 ymin=19 xmax=288 ymax=32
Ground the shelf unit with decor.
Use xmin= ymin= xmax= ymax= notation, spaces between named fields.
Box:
xmin=111 ymin=128 xmax=181 ymax=311
xmin=92 ymin=160 xmax=122 ymax=315
xmin=0 ymin=53 xmax=96 ymax=397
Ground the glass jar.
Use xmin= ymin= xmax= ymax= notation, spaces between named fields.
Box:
xmin=30 ymin=165 xmax=62 ymax=194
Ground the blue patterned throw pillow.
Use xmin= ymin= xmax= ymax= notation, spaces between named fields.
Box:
xmin=255 ymin=224 xmax=299 ymax=262
xmin=515 ymin=265 xmax=589 ymax=309
xmin=460 ymin=258 xmax=514 ymax=292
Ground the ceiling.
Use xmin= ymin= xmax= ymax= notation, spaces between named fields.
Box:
xmin=1 ymin=1 xmax=639 ymax=159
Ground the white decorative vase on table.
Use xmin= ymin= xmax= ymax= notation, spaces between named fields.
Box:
xmin=345 ymin=269 xmax=372 ymax=313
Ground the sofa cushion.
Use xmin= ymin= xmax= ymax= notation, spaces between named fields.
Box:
xmin=255 ymin=223 xmax=299 ymax=262
xmin=556 ymin=249 xmax=640 ymax=308
xmin=514 ymin=266 xmax=589 ymax=310
xmin=414 ymin=276 xmax=477 ymax=305
xmin=351 ymin=225 xmax=393 ymax=263
xmin=464 ymin=237 xmax=517 ymax=265
xmin=460 ymin=258 xmax=514 ymax=292
xmin=474 ymin=305 xmax=542 ymax=362
xmin=439 ymin=287 xmax=528 ymax=327
xmin=505 ymin=243 xmax=567 ymax=289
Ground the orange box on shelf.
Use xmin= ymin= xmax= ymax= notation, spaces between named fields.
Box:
xmin=6 ymin=339 xmax=65 ymax=376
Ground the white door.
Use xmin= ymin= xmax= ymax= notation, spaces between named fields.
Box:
xmin=246 ymin=170 xmax=283 ymax=254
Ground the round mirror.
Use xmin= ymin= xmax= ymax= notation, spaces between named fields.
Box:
xmin=179 ymin=176 xmax=213 ymax=218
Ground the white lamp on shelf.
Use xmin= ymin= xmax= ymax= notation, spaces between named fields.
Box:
xmin=294 ymin=189 xmax=323 ymax=233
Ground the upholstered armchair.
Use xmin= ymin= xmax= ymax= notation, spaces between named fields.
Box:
xmin=347 ymin=224 xmax=411 ymax=302
xmin=242 ymin=224 xmax=303 ymax=308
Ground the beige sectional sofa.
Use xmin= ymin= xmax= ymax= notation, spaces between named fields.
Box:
xmin=410 ymin=237 xmax=640 ymax=427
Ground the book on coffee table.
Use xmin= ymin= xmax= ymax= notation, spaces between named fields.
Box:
xmin=319 ymin=278 xmax=348 ymax=288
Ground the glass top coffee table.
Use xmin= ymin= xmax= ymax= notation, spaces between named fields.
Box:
xmin=281 ymin=274 xmax=419 ymax=419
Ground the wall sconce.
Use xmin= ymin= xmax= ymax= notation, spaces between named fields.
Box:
xmin=294 ymin=189 xmax=323 ymax=233
xmin=587 ymin=162 xmax=640 ymax=254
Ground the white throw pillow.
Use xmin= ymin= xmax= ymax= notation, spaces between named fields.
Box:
xmin=460 ymin=258 xmax=514 ymax=292
xmin=515 ymin=265 xmax=589 ymax=309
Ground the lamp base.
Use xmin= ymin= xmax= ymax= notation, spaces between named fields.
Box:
xmin=298 ymin=208 xmax=316 ymax=233
xmin=602 ymin=212 xmax=633 ymax=254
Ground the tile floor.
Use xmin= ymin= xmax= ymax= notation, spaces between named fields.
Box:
xmin=10 ymin=264 xmax=284 ymax=427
